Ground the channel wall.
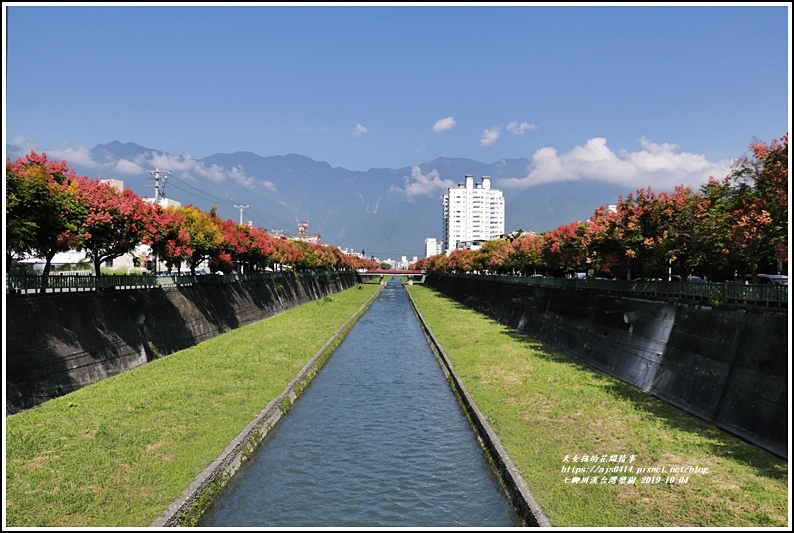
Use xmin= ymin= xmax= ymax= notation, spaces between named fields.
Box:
xmin=5 ymin=272 xmax=359 ymax=416
xmin=405 ymin=284 xmax=551 ymax=527
xmin=423 ymin=273 xmax=788 ymax=459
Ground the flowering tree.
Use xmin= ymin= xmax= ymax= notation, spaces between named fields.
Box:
xmin=542 ymin=221 xmax=587 ymax=277
xmin=72 ymin=178 xmax=155 ymax=277
xmin=419 ymin=253 xmax=448 ymax=273
xmin=216 ymin=218 xmax=251 ymax=273
xmin=473 ymin=239 xmax=510 ymax=274
xmin=177 ymin=205 xmax=223 ymax=275
xmin=245 ymin=225 xmax=278 ymax=272
xmin=444 ymin=248 xmax=474 ymax=273
xmin=508 ymin=232 xmax=545 ymax=276
xmin=725 ymin=134 xmax=789 ymax=280
xmin=581 ymin=206 xmax=625 ymax=277
xmin=5 ymin=152 xmax=86 ymax=289
xmin=271 ymin=236 xmax=301 ymax=271
xmin=690 ymin=134 xmax=789 ymax=282
xmin=650 ymin=186 xmax=701 ymax=280
xmin=145 ymin=205 xmax=192 ymax=273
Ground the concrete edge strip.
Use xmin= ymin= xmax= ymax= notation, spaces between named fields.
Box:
xmin=404 ymin=284 xmax=552 ymax=528
xmin=150 ymin=284 xmax=384 ymax=527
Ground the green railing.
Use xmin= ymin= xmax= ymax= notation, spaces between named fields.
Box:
xmin=7 ymin=270 xmax=786 ymax=308
xmin=5 ymin=270 xmax=346 ymax=295
xmin=436 ymin=273 xmax=788 ymax=308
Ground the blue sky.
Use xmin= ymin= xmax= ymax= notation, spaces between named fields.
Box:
xmin=3 ymin=2 xmax=791 ymax=194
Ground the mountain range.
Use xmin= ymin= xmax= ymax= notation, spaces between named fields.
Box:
xmin=9 ymin=141 xmax=632 ymax=261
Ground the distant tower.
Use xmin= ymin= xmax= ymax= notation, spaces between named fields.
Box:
xmin=298 ymin=221 xmax=308 ymax=236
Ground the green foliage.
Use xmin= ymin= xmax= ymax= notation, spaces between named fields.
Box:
xmin=5 ymin=152 xmax=86 ymax=280
xmin=279 ymin=397 xmax=292 ymax=415
xmin=708 ymin=288 xmax=726 ymax=309
xmin=181 ymin=473 xmax=229 ymax=527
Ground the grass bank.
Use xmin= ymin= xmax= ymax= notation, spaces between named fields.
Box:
xmin=405 ymin=284 xmax=789 ymax=527
xmin=5 ymin=283 xmax=381 ymax=527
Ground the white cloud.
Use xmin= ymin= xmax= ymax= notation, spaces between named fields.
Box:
xmin=506 ymin=121 xmax=537 ymax=135
xmin=9 ymin=135 xmax=37 ymax=154
xmin=45 ymin=146 xmax=104 ymax=171
xmin=433 ymin=117 xmax=456 ymax=135
xmin=127 ymin=152 xmax=275 ymax=191
xmin=259 ymin=180 xmax=278 ymax=193
xmin=389 ymin=165 xmax=456 ymax=201
xmin=114 ymin=159 xmax=144 ymax=175
xmin=16 ymin=140 xmax=276 ymax=193
xmin=480 ymin=127 xmax=501 ymax=147
xmin=498 ymin=137 xmax=734 ymax=191
xmin=353 ymin=124 xmax=368 ymax=138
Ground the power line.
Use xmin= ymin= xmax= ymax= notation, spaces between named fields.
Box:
xmin=167 ymin=175 xmax=237 ymax=206
xmin=164 ymin=175 xmax=281 ymax=230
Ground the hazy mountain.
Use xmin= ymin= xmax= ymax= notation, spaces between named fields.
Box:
xmin=505 ymin=180 xmax=629 ymax=233
xmin=8 ymin=140 xmax=631 ymax=260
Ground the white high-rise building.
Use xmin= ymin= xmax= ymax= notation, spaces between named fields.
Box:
xmin=424 ymin=237 xmax=442 ymax=258
xmin=442 ymin=174 xmax=504 ymax=254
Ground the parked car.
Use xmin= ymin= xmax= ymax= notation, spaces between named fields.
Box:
xmin=744 ymin=274 xmax=788 ymax=285
xmin=670 ymin=275 xmax=705 ymax=283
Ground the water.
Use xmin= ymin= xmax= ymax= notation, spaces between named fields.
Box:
xmin=199 ymin=279 xmax=522 ymax=527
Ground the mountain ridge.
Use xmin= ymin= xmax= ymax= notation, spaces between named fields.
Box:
xmin=7 ymin=140 xmax=631 ymax=260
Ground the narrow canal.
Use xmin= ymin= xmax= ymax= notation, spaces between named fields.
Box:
xmin=198 ymin=278 xmax=523 ymax=527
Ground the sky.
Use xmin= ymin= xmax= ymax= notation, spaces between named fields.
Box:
xmin=2 ymin=2 xmax=791 ymax=195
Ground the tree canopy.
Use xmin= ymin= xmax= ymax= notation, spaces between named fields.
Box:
xmin=412 ymin=134 xmax=789 ymax=282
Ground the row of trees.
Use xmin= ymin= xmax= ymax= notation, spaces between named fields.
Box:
xmin=6 ymin=151 xmax=381 ymax=288
xmin=411 ymin=134 xmax=788 ymax=283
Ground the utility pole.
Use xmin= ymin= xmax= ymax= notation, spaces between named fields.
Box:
xmin=147 ymin=168 xmax=171 ymax=203
xmin=235 ymin=204 xmax=249 ymax=225
xmin=147 ymin=168 xmax=171 ymax=277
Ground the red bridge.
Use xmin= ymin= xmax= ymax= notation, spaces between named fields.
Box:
xmin=358 ymin=269 xmax=425 ymax=281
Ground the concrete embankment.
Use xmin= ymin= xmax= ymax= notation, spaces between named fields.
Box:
xmin=423 ymin=274 xmax=788 ymax=459
xmin=151 ymin=283 xmax=383 ymax=527
xmin=5 ymin=272 xmax=359 ymax=416
xmin=405 ymin=285 xmax=551 ymax=528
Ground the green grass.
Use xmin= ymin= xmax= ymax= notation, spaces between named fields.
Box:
xmin=406 ymin=284 xmax=789 ymax=527
xmin=5 ymin=283 xmax=381 ymax=527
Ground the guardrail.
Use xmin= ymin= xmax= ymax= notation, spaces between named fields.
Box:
xmin=436 ymin=273 xmax=788 ymax=308
xmin=5 ymin=270 xmax=347 ymax=295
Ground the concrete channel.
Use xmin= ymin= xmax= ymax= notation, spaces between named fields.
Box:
xmin=151 ymin=279 xmax=550 ymax=527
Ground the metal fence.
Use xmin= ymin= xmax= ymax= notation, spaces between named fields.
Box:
xmin=6 ymin=271 xmax=787 ymax=308
xmin=437 ymin=273 xmax=788 ymax=308
xmin=5 ymin=270 xmax=345 ymax=295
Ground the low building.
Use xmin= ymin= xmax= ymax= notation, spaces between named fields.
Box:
xmin=424 ymin=237 xmax=443 ymax=258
